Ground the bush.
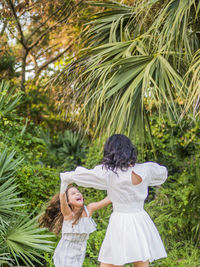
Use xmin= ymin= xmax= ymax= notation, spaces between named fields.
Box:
xmin=39 ymin=129 xmax=88 ymax=169
xmin=16 ymin=164 xmax=59 ymax=213
xmin=151 ymin=240 xmax=200 ymax=267
xmin=145 ymin=168 xmax=200 ymax=245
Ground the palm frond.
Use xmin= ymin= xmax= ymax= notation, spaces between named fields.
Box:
xmin=83 ymin=0 xmax=136 ymax=46
xmin=58 ymin=0 xmax=200 ymax=139
xmin=0 ymin=214 xmax=54 ymax=266
xmin=148 ymin=0 xmax=200 ymax=64
xmin=0 ymin=252 xmax=14 ymax=266
xmin=0 ymin=80 xmax=22 ymax=118
xmin=0 ymin=178 xmax=24 ymax=219
xmin=182 ymin=49 xmax=200 ymax=118
xmin=0 ymin=149 xmax=23 ymax=182
xmin=73 ymin=39 xmax=185 ymax=137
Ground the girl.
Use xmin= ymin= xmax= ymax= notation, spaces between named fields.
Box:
xmin=60 ymin=134 xmax=168 ymax=267
xmin=40 ymin=184 xmax=111 ymax=267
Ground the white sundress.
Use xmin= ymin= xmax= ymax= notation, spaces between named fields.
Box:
xmin=60 ymin=162 xmax=168 ymax=265
xmin=53 ymin=206 xmax=96 ymax=267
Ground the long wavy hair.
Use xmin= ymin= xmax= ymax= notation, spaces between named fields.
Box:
xmin=102 ymin=134 xmax=137 ymax=172
xmin=39 ymin=185 xmax=84 ymax=235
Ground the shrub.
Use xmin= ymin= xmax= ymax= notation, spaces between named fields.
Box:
xmin=39 ymin=129 xmax=88 ymax=169
xmin=16 ymin=164 xmax=59 ymax=213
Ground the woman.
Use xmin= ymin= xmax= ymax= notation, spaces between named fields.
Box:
xmin=60 ymin=134 xmax=168 ymax=267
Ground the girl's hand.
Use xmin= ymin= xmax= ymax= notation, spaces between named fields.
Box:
xmin=60 ymin=176 xmax=69 ymax=194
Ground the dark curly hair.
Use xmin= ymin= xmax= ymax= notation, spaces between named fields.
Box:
xmin=102 ymin=134 xmax=137 ymax=172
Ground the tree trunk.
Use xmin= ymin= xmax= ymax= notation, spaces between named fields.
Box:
xmin=21 ymin=48 xmax=28 ymax=91
xmin=0 ymin=21 xmax=7 ymax=36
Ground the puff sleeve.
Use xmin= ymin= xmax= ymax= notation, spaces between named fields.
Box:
xmin=60 ymin=165 xmax=108 ymax=190
xmin=145 ymin=162 xmax=168 ymax=186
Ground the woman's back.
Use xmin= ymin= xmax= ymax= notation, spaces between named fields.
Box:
xmin=107 ymin=162 xmax=167 ymax=213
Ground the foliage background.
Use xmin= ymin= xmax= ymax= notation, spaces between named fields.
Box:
xmin=0 ymin=0 xmax=200 ymax=266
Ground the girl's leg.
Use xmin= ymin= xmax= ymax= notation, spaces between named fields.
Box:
xmin=133 ymin=261 xmax=149 ymax=267
xmin=100 ymin=263 xmax=123 ymax=267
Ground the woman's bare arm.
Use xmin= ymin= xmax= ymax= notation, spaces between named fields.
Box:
xmin=87 ymin=196 xmax=111 ymax=216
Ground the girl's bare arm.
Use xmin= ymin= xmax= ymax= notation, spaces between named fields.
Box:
xmin=87 ymin=196 xmax=111 ymax=216
xmin=60 ymin=193 xmax=71 ymax=217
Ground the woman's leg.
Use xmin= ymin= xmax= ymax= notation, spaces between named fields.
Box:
xmin=100 ymin=260 xmax=149 ymax=267
xmin=133 ymin=261 xmax=149 ymax=267
xmin=100 ymin=263 xmax=123 ymax=267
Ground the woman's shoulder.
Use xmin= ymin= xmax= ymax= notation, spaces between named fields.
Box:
xmin=79 ymin=164 xmax=108 ymax=174
xmin=134 ymin=161 xmax=161 ymax=169
xmin=93 ymin=164 xmax=112 ymax=176
xmin=132 ymin=162 xmax=162 ymax=176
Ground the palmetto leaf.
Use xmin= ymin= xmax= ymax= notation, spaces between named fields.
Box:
xmin=0 ymin=80 xmax=22 ymax=117
xmin=0 ymin=147 xmax=54 ymax=266
xmin=148 ymin=0 xmax=200 ymax=58
xmin=0 ymin=150 xmax=23 ymax=181
xmin=0 ymin=214 xmax=54 ymax=266
xmin=0 ymin=178 xmax=24 ymax=219
xmin=0 ymin=252 xmax=14 ymax=266
xmin=183 ymin=49 xmax=200 ymax=118
xmin=73 ymin=41 xmax=184 ymax=137
xmin=59 ymin=0 xmax=200 ymax=139
xmin=57 ymin=130 xmax=85 ymax=161
xmin=83 ymin=1 xmax=135 ymax=46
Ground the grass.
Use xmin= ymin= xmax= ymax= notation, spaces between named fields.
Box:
xmin=83 ymin=240 xmax=200 ymax=267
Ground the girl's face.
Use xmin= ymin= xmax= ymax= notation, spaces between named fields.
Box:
xmin=67 ymin=187 xmax=84 ymax=208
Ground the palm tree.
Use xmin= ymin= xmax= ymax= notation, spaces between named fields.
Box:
xmin=61 ymin=0 xmax=200 ymax=139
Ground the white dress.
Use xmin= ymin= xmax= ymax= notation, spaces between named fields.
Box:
xmin=60 ymin=162 xmax=168 ymax=265
xmin=53 ymin=206 xmax=96 ymax=267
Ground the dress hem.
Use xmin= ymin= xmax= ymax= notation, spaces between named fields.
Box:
xmin=98 ymin=254 xmax=167 ymax=265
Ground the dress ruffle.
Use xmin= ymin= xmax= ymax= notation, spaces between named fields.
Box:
xmin=62 ymin=217 xmax=96 ymax=235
